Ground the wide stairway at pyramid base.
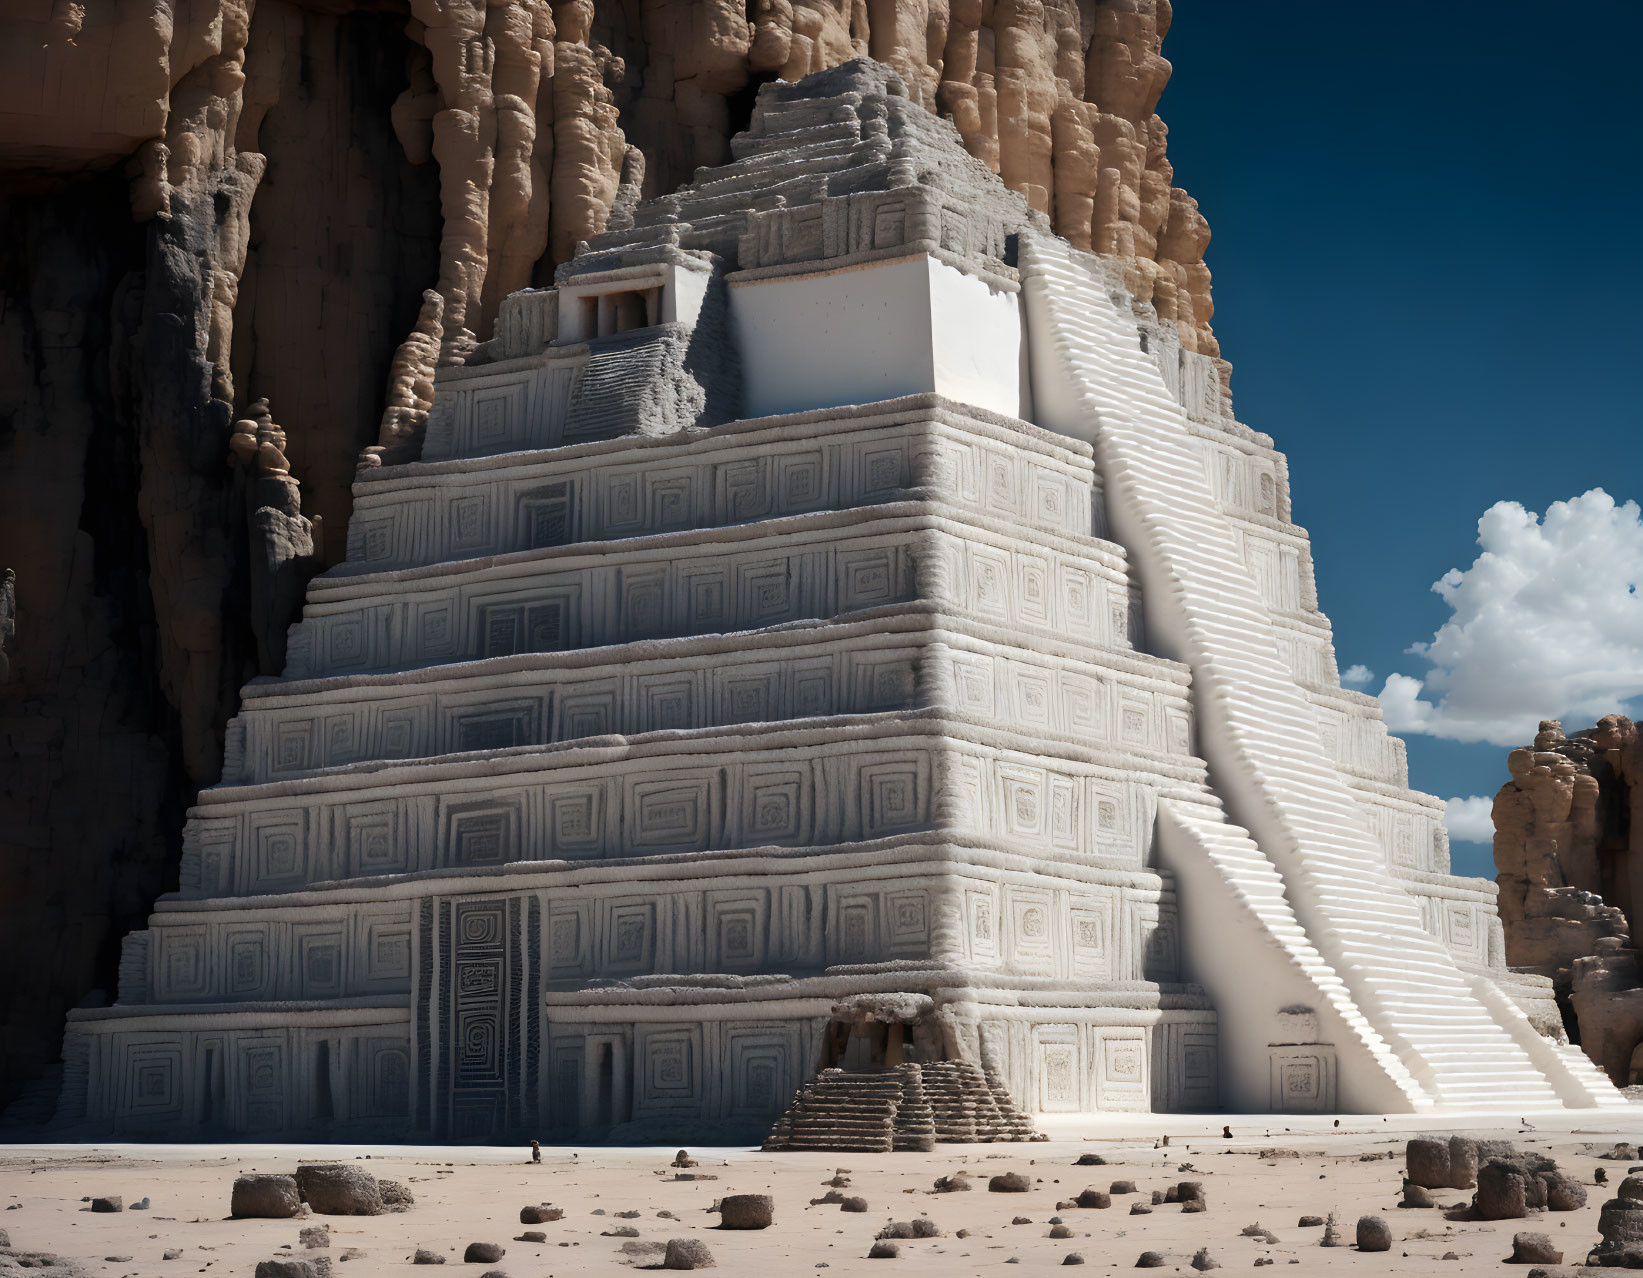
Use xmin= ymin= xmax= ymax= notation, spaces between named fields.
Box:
xmin=39 ymin=59 xmax=1625 ymax=1145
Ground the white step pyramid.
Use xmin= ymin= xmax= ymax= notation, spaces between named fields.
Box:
xmin=48 ymin=59 xmax=1619 ymax=1143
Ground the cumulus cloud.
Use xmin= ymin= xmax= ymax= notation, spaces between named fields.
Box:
xmin=1443 ymin=795 xmax=1497 ymax=845
xmin=1340 ymin=664 xmax=1375 ymax=687
xmin=1376 ymin=488 xmax=1643 ymax=747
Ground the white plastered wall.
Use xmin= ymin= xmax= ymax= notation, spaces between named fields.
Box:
xmin=731 ymin=255 xmax=1025 ymax=419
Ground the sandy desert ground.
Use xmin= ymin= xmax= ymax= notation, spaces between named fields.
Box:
xmin=5 ymin=1112 xmax=1642 ymax=1276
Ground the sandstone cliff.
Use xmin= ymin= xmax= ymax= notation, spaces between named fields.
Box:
xmin=1494 ymin=716 xmax=1643 ymax=1083
xmin=0 ymin=0 xmax=1218 ymax=1110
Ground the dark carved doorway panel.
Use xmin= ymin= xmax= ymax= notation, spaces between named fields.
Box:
xmin=420 ymin=894 xmax=540 ymax=1140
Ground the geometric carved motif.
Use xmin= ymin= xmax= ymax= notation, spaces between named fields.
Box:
xmin=886 ymin=891 xmax=927 ymax=952
xmin=122 ymin=1043 xmax=183 ymax=1117
xmin=835 ymin=895 xmax=876 ymax=963
xmin=1070 ymin=900 xmax=1113 ymax=981
xmin=1035 ymin=1027 xmax=1079 ymax=1112
xmin=709 ymin=893 xmax=764 ymax=969
xmin=746 ymin=768 xmax=804 ymax=845
xmin=648 ymin=474 xmax=691 ymax=531
xmin=639 ymin=1028 xmax=698 ymax=1114
xmin=239 ymin=1038 xmax=286 ymax=1132
xmin=473 ymin=396 xmax=505 ymax=451
xmin=549 ymin=790 xmax=601 ymax=855
xmin=779 ymin=452 xmax=824 ymax=508
xmin=549 ymin=910 xmax=583 ymax=972
xmin=1000 ymin=765 xmax=1047 ymax=839
xmin=791 ymin=664 xmax=832 ymax=717
xmin=1268 ymin=1045 xmax=1336 ymax=1113
xmin=162 ymin=928 xmax=208 ymax=998
xmin=859 ymin=760 xmax=922 ymax=836
xmin=252 ymin=815 xmax=306 ymax=887
xmin=1093 ymin=1030 xmax=1149 ymax=1111
xmin=297 ymin=929 xmax=343 ymax=997
xmin=840 ymin=550 xmax=896 ymax=611
xmin=448 ymin=899 xmax=510 ymax=1138
xmin=347 ymin=805 xmax=402 ymax=875
xmin=607 ymin=901 xmax=655 ymax=972
xmin=727 ymin=1028 xmax=793 ymax=1118
xmin=721 ymin=671 xmax=776 ymax=723
xmin=226 ymin=928 xmax=271 ymax=997
xmin=520 ymin=482 xmax=573 ymax=549
xmin=968 ymin=889 xmax=998 ymax=961
xmin=450 ymin=496 xmax=486 ymax=552
xmin=447 ymin=801 xmax=518 ymax=866
xmin=1009 ymin=891 xmax=1054 ymax=969
xmin=721 ymin=459 xmax=771 ymax=523
xmin=632 ymin=780 xmax=709 ymax=850
xmin=481 ymin=599 xmax=571 ymax=659
xmin=363 ymin=918 xmax=412 ymax=988
xmin=1017 ymin=553 xmax=1049 ymax=626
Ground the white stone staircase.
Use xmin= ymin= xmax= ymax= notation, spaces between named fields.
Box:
xmin=1156 ymin=794 xmax=1427 ymax=1111
xmin=1021 ymin=230 xmax=1625 ymax=1113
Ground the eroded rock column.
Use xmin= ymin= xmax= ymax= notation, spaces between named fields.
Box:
xmin=1495 ymin=717 xmax=1643 ymax=1081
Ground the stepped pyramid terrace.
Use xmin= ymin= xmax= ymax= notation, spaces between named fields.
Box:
xmin=49 ymin=60 xmax=1626 ymax=1145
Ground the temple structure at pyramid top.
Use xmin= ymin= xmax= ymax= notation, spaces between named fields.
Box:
xmin=52 ymin=60 xmax=1624 ymax=1143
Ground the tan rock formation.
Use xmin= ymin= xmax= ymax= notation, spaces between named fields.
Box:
xmin=228 ymin=398 xmax=321 ymax=674
xmin=1494 ymin=716 xmax=1643 ymax=1081
xmin=363 ymin=290 xmax=446 ymax=469
xmin=546 ymin=12 xmax=627 ymax=269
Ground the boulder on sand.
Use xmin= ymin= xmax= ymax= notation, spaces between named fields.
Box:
xmin=662 ymin=1238 xmax=715 ymax=1269
xmin=1473 ymin=1161 xmax=1528 ymax=1221
xmin=716 ymin=1194 xmax=773 ymax=1229
xmin=296 ymin=1164 xmax=383 ymax=1216
xmin=1508 ymin=1232 xmax=1561 ymax=1264
xmin=232 ymin=1175 xmax=301 ymax=1219
xmin=1355 ymin=1216 xmax=1390 ymax=1252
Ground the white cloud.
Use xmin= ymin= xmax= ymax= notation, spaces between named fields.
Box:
xmin=1376 ymin=488 xmax=1643 ymax=747
xmin=1340 ymin=664 xmax=1375 ymax=687
xmin=1443 ymin=795 xmax=1497 ymax=845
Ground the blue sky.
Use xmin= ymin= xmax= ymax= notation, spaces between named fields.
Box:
xmin=1157 ymin=2 xmax=1643 ymax=876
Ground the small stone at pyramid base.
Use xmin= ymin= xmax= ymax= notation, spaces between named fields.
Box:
xmin=1355 ymin=1216 xmax=1391 ymax=1252
xmin=662 ymin=1239 xmax=715 ymax=1270
xmin=1508 ymin=1233 xmax=1561 ymax=1264
xmin=716 ymin=1194 xmax=773 ymax=1229
xmin=233 ymin=1176 xmax=300 ymax=1220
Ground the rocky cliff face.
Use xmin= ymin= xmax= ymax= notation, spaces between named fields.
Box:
xmin=0 ymin=0 xmax=1218 ymax=1109
xmin=1494 ymin=716 xmax=1643 ymax=1082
